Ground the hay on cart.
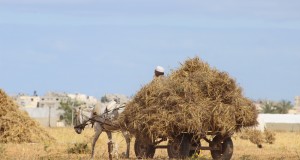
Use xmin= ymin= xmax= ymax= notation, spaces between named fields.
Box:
xmin=118 ymin=57 xmax=258 ymax=140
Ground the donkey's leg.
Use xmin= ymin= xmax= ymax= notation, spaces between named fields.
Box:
xmin=122 ymin=130 xmax=131 ymax=158
xmin=106 ymin=131 xmax=112 ymax=142
xmin=106 ymin=131 xmax=114 ymax=159
xmin=91 ymin=123 xmax=102 ymax=159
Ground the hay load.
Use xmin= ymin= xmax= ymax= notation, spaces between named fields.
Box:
xmin=0 ymin=89 xmax=54 ymax=143
xmin=118 ymin=57 xmax=258 ymax=139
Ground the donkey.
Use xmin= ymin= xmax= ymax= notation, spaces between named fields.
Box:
xmin=73 ymin=101 xmax=131 ymax=159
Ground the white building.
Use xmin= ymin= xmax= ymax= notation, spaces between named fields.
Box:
xmin=68 ymin=93 xmax=98 ymax=106
xmin=294 ymin=96 xmax=300 ymax=113
xmin=38 ymin=92 xmax=69 ymax=109
xmin=12 ymin=92 xmax=99 ymax=127
xmin=21 ymin=107 xmax=64 ymax=127
xmin=257 ymin=114 xmax=300 ymax=131
xmin=12 ymin=94 xmax=40 ymax=108
xmin=288 ymin=96 xmax=300 ymax=114
xmin=295 ymin=96 xmax=300 ymax=107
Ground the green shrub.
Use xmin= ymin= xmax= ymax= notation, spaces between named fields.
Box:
xmin=67 ymin=142 xmax=90 ymax=154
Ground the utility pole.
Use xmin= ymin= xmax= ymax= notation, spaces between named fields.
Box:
xmin=48 ymin=105 xmax=51 ymax=127
xmin=71 ymin=102 xmax=74 ymax=126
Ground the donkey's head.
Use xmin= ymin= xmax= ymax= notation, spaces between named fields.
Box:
xmin=73 ymin=107 xmax=84 ymax=134
xmin=73 ymin=105 xmax=92 ymax=134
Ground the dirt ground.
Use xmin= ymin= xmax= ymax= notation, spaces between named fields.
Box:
xmin=0 ymin=127 xmax=300 ymax=160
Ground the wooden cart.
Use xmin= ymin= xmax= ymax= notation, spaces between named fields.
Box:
xmin=134 ymin=131 xmax=234 ymax=160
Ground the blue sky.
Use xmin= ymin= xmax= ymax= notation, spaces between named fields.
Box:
xmin=0 ymin=0 xmax=299 ymax=103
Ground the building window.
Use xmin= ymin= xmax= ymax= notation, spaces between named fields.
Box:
xmin=31 ymin=98 xmax=34 ymax=101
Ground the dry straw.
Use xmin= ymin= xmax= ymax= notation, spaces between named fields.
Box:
xmin=118 ymin=57 xmax=258 ymax=140
xmin=239 ymin=128 xmax=276 ymax=147
xmin=0 ymin=89 xmax=54 ymax=143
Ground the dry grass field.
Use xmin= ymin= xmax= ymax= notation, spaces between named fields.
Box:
xmin=0 ymin=127 xmax=300 ymax=160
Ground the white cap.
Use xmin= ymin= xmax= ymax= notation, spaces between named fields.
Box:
xmin=155 ymin=66 xmax=164 ymax=73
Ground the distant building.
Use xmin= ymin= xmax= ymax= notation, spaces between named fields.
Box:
xmin=21 ymin=107 xmax=64 ymax=127
xmin=295 ymin=96 xmax=300 ymax=113
xmin=257 ymin=114 xmax=300 ymax=131
xmin=12 ymin=91 xmax=99 ymax=127
xmin=12 ymin=94 xmax=40 ymax=108
xmin=13 ymin=92 xmax=98 ymax=109
xmin=288 ymin=96 xmax=300 ymax=114
xmin=38 ymin=92 xmax=69 ymax=109
xmin=295 ymin=96 xmax=300 ymax=107
xmin=68 ymin=93 xmax=97 ymax=106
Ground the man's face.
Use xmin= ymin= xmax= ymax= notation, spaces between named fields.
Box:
xmin=155 ymin=70 xmax=164 ymax=77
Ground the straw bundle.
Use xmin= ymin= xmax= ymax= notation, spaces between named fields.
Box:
xmin=0 ymin=89 xmax=54 ymax=143
xmin=118 ymin=57 xmax=258 ymax=139
xmin=239 ymin=128 xmax=275 ymax=147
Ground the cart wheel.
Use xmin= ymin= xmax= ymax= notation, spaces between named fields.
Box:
xmin=134 ymin=138 xmax=155 ymax=159
xmin=167 ymin=134 xmax=191 ymax=159
xmin=189 ymin=139 xmax=201 ymax=157
xmin=209 ymin=135 xmax=233 ymax=160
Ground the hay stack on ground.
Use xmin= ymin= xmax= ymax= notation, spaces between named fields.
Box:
xmin=0 ymin=89 xmax=54 ymax=143
xmin=118 ymin=57 xmax=258 ymax=139
xmin=239 ymin=128 xmax=276 ymax=147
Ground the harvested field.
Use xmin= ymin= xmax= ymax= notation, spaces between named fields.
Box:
xmin=0 ymin=127 xmax=300 ymax=160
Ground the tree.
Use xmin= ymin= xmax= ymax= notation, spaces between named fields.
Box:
xmin=261 ymin=100 xmax=293 ymax=114
xmin=261 ymin=101 xmax=277 ymax=114
xmin=58 ymin=100 xmax=82 ymax=126
xmin=275 ymin=100 xmax=293 ymax=114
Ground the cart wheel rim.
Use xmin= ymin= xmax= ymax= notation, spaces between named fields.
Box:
xmin=210 ymin=135 xmax=233 ymax=160
xmin=169 ymin=142 xmax=180 ymax=153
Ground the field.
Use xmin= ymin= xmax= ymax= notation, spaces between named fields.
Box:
xmin=0 ymin=127 xmax=300 ymax=160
